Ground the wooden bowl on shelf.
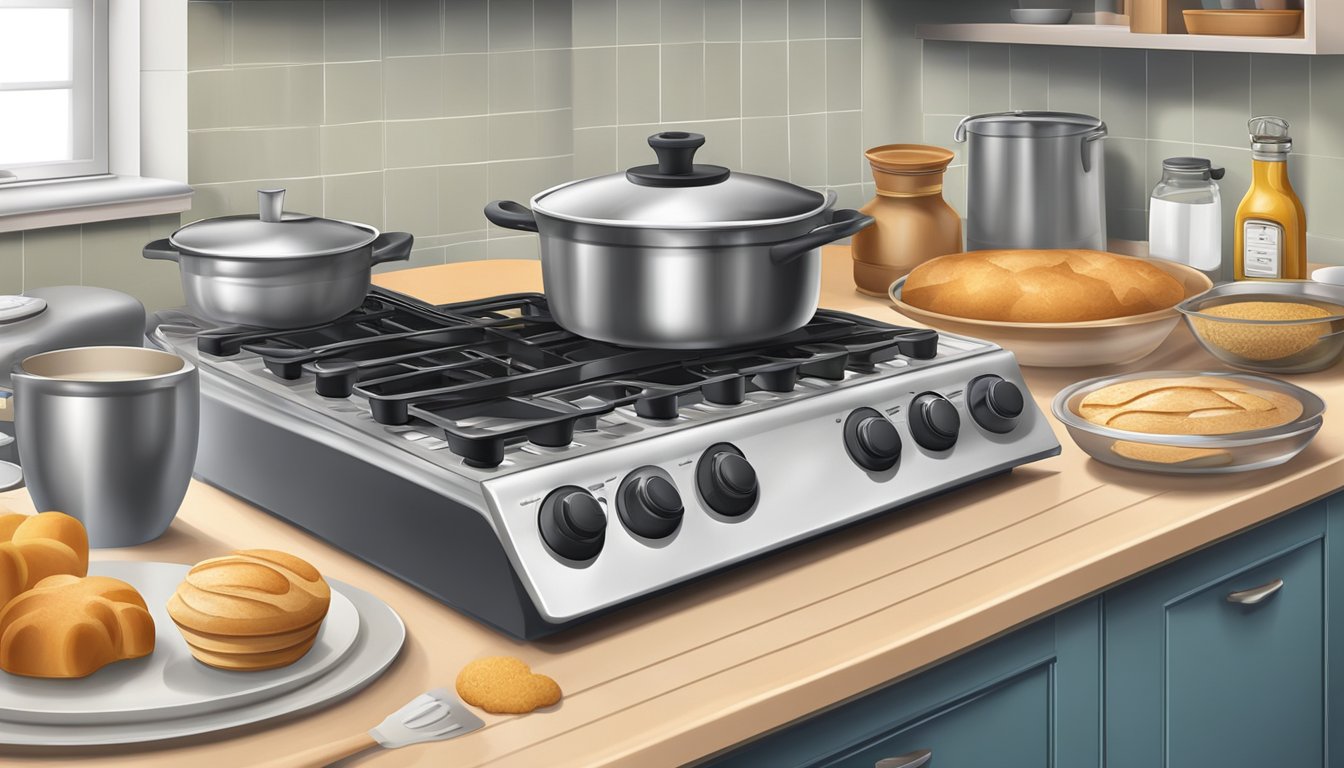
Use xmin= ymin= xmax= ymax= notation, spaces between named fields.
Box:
xmin=1183 ymin=9 xmax=1303 ymax=36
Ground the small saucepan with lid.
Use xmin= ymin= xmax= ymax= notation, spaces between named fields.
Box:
xmin=486 ymin=131 xmax=874 ymax=349
xmin=144 ymin=189 xmax=413 ymax=329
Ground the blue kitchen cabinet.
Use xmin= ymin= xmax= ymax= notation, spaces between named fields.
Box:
xmin=1104 ymin=500 xmax=1332 ymax=768
xmin=706 ymin=491 xmax=1344 ymax=768
xmin=705 ymin=599 xmax=1103 ymax=767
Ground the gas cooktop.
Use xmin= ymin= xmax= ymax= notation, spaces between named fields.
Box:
xmin=152 ymin=288 xmax=1060 ymax=639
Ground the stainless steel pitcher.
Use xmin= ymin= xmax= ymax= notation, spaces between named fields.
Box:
xmin=955 ymin=111 xmax=1108 ymax=251
xmin=11 ymin=346 xmax=198 ymax=547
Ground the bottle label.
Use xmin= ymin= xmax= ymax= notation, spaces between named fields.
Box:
xmin=1243 ymin=220 xmax=1283 ymax=278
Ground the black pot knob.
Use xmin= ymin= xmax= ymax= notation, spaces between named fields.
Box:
xmin=696 ymin=443 xmax=758 ymax=517
xmin=909 ymin=393 xmax=960 ymax=452
xmin=539 ymin=486 xmax=606 ymax=561
xmin=844 ymin=407 xmax=902 ymax=472
xmin=618 ymin=468 xmax=684 ymax=539
xmin=626 ymin=132 xmax=731 ymax=188
xmin=967 ymin=375 xmax=1025 ymax=434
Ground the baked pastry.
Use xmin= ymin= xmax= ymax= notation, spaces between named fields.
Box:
xmin=901 ymin=249 xmax=1186 ymax=323
xmin=0 ymin=511 xmax=89 ymax=608
xmin=1111 ymin=441 xmax=1234 ymax=468
xmin=1078 ymin=377 xmax=1303 ymax=435
xmin=0 ymin=574 xmax=154 ymax=678
xmin=456 ymin=656 xmax=562 ymax=714
xmin=166 ymin=549 xmax=331 ymax=671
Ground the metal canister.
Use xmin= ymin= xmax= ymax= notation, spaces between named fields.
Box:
xmin=955 ymin=111 xmax=1109 ymax=251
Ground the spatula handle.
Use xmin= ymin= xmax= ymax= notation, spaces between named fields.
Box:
xmin=258 ymin=732 xmax=379 ymax=768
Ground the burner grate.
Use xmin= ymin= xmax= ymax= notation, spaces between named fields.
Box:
xmin=194 ymin=290 xmax=940 ymax=467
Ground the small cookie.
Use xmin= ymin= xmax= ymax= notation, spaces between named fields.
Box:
xmin=456 ymin=656 xmax=562 ymax=714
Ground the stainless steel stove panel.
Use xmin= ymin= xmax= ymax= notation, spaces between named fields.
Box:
xmin=481 ymin=347 xmax=1058 ymax=622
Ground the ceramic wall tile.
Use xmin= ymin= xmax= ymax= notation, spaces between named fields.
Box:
xmin=324 ymin=0 xmax=381 ymax=62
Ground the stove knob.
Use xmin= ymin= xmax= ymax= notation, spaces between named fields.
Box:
xmin=967 ymin=375 xmax=1025 ymax=434
xmin=909 ymin=393 xmax=960 ymax=452
xmin=538 ymin=486 xmax=606 ymax=561
xmin=843 ymin=408 xmax=902 ymax=472
xmin=696 ymin=443 xmax=758 ymax=517
xmin=618 ymin=468 xmax=684 ymax=539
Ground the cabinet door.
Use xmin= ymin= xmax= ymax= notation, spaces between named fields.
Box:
xmin=706 ymin=599 xmax=1101 ymax=768
xmin=1106 ymin=502 xmax=1327 ymax=768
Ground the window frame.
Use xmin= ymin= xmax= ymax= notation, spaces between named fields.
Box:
xmin=0 ymin=0 xmax=110 ymax=183
xmin=0 ymin=0 xmax=191 ymax=234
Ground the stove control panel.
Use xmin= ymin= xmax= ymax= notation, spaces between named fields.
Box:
xmin=484 ymin=347 xmax=1062 ymax=623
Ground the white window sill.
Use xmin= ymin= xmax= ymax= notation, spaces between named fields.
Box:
xmin=0 ymin=175 xmax=192 ymax=234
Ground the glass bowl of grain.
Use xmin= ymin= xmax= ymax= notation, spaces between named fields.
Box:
xmin=1178 ymin=281 xmax=1344 ymax=373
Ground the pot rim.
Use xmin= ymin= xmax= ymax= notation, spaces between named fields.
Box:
xmin=13 ymin=346 xmax=195 ymax=386
xmin=529 ymin=182 xmax=837 ymax=230
xmin=168 ymin=215 xmax=381 ymax=261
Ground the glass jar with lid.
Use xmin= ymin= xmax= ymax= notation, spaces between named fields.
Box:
xmin=1149 ymin=156 xmax=1225 ymax=273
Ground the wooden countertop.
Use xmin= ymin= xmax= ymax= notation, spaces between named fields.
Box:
xmin=3 ymin=246 xmax=1342 ymax=768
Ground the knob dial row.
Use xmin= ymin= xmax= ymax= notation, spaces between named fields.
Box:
xmin=696 ymin=443 xmax=758 ymax=517
xmin=538 ymin=486 xmax=606 ymax=561
xmin=843 ymin=407 xmax=902 ymax=472
xmin=617 ymin=467 xmax=684 ymax=539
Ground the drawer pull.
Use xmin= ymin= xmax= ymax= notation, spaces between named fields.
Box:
xmin=1226 ymin=578 xmax=1284 ymax=605
xmin=876 ymin=749 xmax=932 ymax=768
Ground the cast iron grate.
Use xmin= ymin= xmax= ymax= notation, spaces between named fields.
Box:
xmin=196 ymin=289 xmax=939 ymax=468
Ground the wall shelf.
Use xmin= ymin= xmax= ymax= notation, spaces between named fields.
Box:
xmin=919 ymin=3 xmax=1342 ymax=55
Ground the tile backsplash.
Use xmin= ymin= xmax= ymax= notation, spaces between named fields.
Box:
xmin=11 ymin=0 xmax=1340 ymax=310
xmin=920 ymin=43 xmax=1344 ymax=269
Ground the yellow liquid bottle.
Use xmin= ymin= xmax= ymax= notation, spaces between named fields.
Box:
xmin=1234 ymin=116 xmax=1307 ymax=280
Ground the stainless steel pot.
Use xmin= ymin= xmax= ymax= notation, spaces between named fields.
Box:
xmin=144 ymin=189 xmax=414 ymax=329
xmin=12 ymin=346 xmax=198 ymax=547
xmin=955 ymin=111 xmax=1108 ymax=251
xmin=486 ymin=131 xmax=874 ymax=349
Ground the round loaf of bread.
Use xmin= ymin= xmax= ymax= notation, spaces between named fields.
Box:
xmin=167 ymin=549 xmax=331 ymax=671
xmin=901 ymin=249 xmax=1187 ymax=323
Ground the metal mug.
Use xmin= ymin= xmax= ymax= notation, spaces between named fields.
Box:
xmin=10 ymin=346 xmax=199 ymax=547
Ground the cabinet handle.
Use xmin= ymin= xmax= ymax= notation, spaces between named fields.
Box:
xmin=876 ymin=749 xmax=932 ymax=768
xmin=1226 ymin=578 xmax=1284 ymax=605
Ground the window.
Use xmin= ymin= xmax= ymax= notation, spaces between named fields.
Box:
xmin=0 ymin=0 xmax=107 ymax=183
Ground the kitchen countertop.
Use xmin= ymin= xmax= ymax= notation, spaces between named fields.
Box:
xmin=3 ymin=246 xmax=1342 ymax=768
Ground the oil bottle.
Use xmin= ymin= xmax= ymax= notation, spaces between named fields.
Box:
xmin=1234 ymin=116 xmax=1307 ymax=280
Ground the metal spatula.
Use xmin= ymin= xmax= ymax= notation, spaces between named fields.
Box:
xmin=262 ymin=688 xmax=485 ymax=768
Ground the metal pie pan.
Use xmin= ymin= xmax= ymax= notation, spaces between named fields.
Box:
xmin=1051 ymin=370 xmax=1325 ymax=475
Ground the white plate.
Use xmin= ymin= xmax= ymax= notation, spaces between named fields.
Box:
xmin=0 ymin=563 xmax=403 ymax=746
xmin=0 ymin=562 xmax=360 ymax=725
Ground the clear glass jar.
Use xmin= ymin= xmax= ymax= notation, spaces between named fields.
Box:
xmin=1149 ymin=157 xmax=1225 ymax=272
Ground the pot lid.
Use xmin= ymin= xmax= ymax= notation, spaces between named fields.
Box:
xmin=956 ymin=111 xmax=1106 ymax=139
xmin=169 ymin=189 xmax=379 ymax=259
xmin=531 ymin=132 xmax=829 ymax=227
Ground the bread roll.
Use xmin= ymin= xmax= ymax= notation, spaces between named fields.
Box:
xmin=0 ymin=574 xmax=155 ymax=678
xmin=901 ymin=250 xmax=1186 ymax=323
xmin=0 ymin=512 xmax=89 ymax=608
xmin=167 ymin=549 xmax=331 ymax=671
xmin=1079 ymin=377 xmax=1302 ymax=435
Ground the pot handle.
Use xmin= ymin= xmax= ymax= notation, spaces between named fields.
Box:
xmin=142 ymin=238 xmax=181 ymax=263
xmin=370 ymin=231 xmax=415 ymax=265
xmin=954 ymin=115 xmax=973 ymax=143
xmin=770 ymin=209 xmax=875 ymax=266
xmin=484 ymin=200 xmax=540 ymax=233
xmin=1081 ymin=124 xmax=1107 ymax=173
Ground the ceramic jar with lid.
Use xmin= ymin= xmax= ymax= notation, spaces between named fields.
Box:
xmin=850 ymin=144 xmax=963 ymax=297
